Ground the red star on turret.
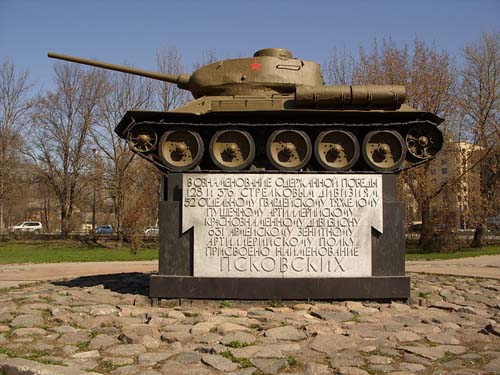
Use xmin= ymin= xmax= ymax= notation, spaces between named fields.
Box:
xmin=250 ymin=61 xmax=261 ymax=70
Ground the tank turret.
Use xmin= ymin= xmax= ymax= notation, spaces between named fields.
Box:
xmin=48 ymin=48 xmax=443 ymax=173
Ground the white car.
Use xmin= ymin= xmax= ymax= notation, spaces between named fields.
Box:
xmin=144 ymin=226 xmax=159 ymax=235
xmin=9 ymin=221 xmax=43 ymax=234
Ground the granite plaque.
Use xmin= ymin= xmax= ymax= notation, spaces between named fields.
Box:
xmin=183 ymin=174 xmax=383 ymax=278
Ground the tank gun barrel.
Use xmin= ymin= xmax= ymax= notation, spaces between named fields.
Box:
xmin=47 ymin=52 xmax=190 ymax=90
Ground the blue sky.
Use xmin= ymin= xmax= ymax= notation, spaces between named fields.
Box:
xmin=1 ymin=0 xmax=499 ymax=89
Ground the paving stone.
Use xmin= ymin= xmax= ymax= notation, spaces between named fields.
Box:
xmin=137 ymin=351 xmax=171 ymax=366
xmin=202 ymin=353 xmax=239 ymax=372
xmin=220 ymin=331 xmax=256 ymax=346
xmin=175 ymin=351 xmax=202 ymax=364
xmin=102 ymin=356 xmax=134 ymax=366
xmin=167 ymin=310 xmax=186 ymax=320
xmin=71 ymin=350 xmax=101 ymax=359
xmin=251 ymin=358 xmax=287 ymax=374
xmin=9 ymin=314 xmax=43 ymax=328
xmin=0 ymin=312 xmax=13 ymax=323
xmin=119 ymin=323 xmax=160 ymax=343
xmin=293 ymin=303 xmax=313 ymax=311
xmin=310 ymin=334 xmax=358 ymax=355
xmin=483 ymin=357 xmax=500 ymax=374
xmin=304 ymin=362 xmax=332 ymax=374
xmin=163 ymin=324 xmax=193 ymax=333
xmin=12 ymin=327 xmax=47 ymax=336
xmin=392 ymin=330 xmax=422 ymax=342
xmin=161 ymin=331 xmax=192 ymax=343
xmin=104 ymin=343 xmax=147 ymax=356
xmin=18 ymin=303 xmax=52 ymax=312
xmin=191 ymin=321 xmax=217 ymax=335
xmin=399 ymin=362 xmax=426 ymax=372
xmin=111 ymin=365 xmax=143 ymax=375
xmin=230 ymin=345 xmax=284 ymax=359
xmin=265 ymin=325 xmax=307 ymax=341
xmin=442 ymin=358 xmax=464 ymax=368
xmin=217 ymin=322 xmax=250 ymax=334
xmin=57 ymin=330 xmax=91 ymax=345
xmin=53 ymin=325 xmax=78 ymax=333
xmin=0 ymin=358 xmax=101 ymax=375
xmin=400 ymin=344 xmax=467 ymax=360
xmin=194 ymin=332 xmax=222 ymax=344
xmin=228 ymin=368 xmax=257 ymax=375
xmin=367 ymin=355 xmax=393 ymax=364
xmin=336 ymin=367 xmax=370 ymax=375
xmin=88 ymin=333 xmax=119 ymax=349
xmin=390 ymin=302 xmax=411 ymax=312
xmin=426 ymin=332 xmax=460 ymax=344
xmin=140 ymin=334 xmax=161 ymax=349
xmin=311 ymin=311 xmax=354 ymax=322
xmin=90 ymin=304 xmax=119 ymax=316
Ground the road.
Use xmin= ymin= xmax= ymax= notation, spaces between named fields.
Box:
xmin=0 ymin=261 xmax=158 ymax=288
xmin=1 ymin=256 xmax=499 ymax=288
xmin=406 ymin=255 xmax=500 ymax=280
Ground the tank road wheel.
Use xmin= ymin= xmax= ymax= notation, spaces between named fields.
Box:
xmin=406 ymin=124 xmax=444 ymax=160
xmin=266 ymin=129 xmax=312 ymax=171
xmin=209 ymin=129 xmax=255 ymax=170
xmin=362 ymin=130 xmax=406 ymax=172
xmin=158 ymin=130 xmax=204 ymax=171
xmin=314 ymin=130 xmax=360 ymax=171
xmin=127 ymin=125 xmax=158 ymax=153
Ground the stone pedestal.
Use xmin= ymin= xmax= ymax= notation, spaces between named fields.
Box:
xmin=150 ymin=173 xmax=409 ymax=300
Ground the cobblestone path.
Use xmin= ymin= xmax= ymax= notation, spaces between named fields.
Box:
xmin=0 ymin=273 xmax=499 ymax=375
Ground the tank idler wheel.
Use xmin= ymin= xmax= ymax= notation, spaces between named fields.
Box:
xmin=127 ymin=125 xmax=158 ymax=153
xmin=362 ymin=130 xmax=406 ymax=172
xmin=266 ymin=129 xmax=312 ymax=171
xmin=209 ymin=129 xmax=255 ymax=170
xmin=406 ymin=124 xmax=444 ymax=160
xmin=158 ymin=130 xmax=204 ymax=171
xmin=314 ymin=130 xmax=360 ymax=171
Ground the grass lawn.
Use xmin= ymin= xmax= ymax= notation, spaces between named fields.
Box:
xmin=405 ymin=245 xmax=500 ymax=260
xmin=1 ymin=240 xmax=499 ymax=264
xmin=0 ymin=240 xmax=158 ymax=264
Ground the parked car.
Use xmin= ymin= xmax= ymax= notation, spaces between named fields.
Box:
xmin=95 ymin=225 xmax=113 ymax=234
xmin=144 ymin=226 xmax=159 ymax=235
xmin=8 ymin=221 xmax=43 ymax=234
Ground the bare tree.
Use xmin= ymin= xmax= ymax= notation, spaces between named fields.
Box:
xmin=155 ymin=46 xmax=189 ymax=111
xmin=28 ymin=63 xmax=107 ymax=238
xmin=323 ymin=46 xmax=358 ymax=85
xmin=325 ymin=38 xmax=458 ymax=249
xmin=459 ymin=32 xmax=500 ymax=247
xmin=0 ymin=58 xmax=33 ymax=231
xmin=193 ymin=48 xmax=218 ymax=70
xmin=92 ymin=70 xmax=155 ymax=244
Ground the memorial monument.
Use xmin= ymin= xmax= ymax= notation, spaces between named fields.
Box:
xmin=48 ymin=48 xmax=443 ymax=300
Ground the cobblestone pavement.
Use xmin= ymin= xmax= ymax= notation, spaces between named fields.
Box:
xmin=0 ymin=273 xmax=499 ymax=375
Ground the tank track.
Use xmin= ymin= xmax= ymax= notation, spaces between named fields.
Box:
xmin=120 ymin=117 xmax=443 ymax=174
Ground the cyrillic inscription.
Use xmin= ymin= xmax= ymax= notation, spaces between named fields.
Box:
xmin=183 ymin=174 xmax=383 ymax=278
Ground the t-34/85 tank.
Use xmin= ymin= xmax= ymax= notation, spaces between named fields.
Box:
xmin=48 ymin=48 xmax=443 ymax=173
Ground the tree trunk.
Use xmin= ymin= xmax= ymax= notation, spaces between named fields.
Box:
xmin=471 ymin=222 xmax=487 ymax=248
xmin=115 ymin=204 xmax=122 ymax=247
xmin=420 ymin=200 xmax=433 ymax=250
xmin=60 ymin=209 xmax=69 ymax=239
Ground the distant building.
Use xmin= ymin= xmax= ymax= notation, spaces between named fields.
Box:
xmin=404 ymin=141 xmax=483 ymax=230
